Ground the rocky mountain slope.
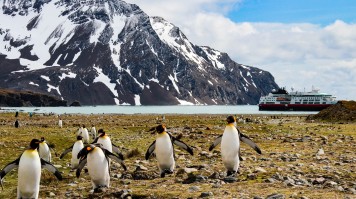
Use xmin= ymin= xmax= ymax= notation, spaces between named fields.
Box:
xmin=0 ymin=88 xmax=67 ymax=107
xmin=0 ymin=0 xmax=278 ymax=105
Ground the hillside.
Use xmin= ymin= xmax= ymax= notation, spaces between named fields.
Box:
xmin=0 ymin=89 xmax=67 ymax=107
xmin=307 ymin=101 xmax=356 ymax=122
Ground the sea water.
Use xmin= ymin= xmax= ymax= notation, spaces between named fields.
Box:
xmin=0 ymin=105 xmax=317 ymax=115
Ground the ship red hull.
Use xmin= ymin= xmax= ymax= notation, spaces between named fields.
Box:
xmin=258 ymin=104 xmax=332 ymax=111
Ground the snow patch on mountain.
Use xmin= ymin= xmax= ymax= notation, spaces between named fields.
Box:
xmin=94 ymin=66 xmax=118 ymax=97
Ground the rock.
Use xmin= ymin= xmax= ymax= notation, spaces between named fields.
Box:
xmin=188 ymin=186 xmax=200 ymax=192
xmin=135 ymin=165 xmax=148 ymax=171
xmin=48 ymin=192 xmax=56 ymax=197
xmin=200 ymin=192 xmax=213 ymax=198
xmin=253 ymin=197 xmax=263 ymax=199
xmin=247 ymin=173 xmax=257 ymax=180
xmin=312 ymin=177 xmax=325 ymax=185
xmin=254 ymin=167 xmax=267 ymax=173
xmin=266 ymin=193 xmax=285 ymax=199
xmin=223 ymin=176 xmax=237 ymax=183
xmin=184 ymin=167 xmax=198 ymax=174
xmin=317 ymin=148 xmax=325 ymax=155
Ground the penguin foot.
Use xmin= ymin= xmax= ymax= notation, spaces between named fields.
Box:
xmin=94 ymin=185 xmax=108 ymax=193
xmin=160 ymin=169 xmax=173 ymax=178
xmin=226 ymin=170 xmax=237 ymax=177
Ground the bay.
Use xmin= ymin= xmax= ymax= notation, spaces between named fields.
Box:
xmin=0 ymin=105 xmax=317 ymax=115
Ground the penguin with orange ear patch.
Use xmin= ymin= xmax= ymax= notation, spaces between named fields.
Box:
xmin=0 ymin=139 xmax=62 ymax=198
xmin=145 ymin=124 xmax=194 ymax=177
xmin=209 ymin=116 xmax=262 ymax=176
xmin=76 ymin=144 xmax=126 ymax=191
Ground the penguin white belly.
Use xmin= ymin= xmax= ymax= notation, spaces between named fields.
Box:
xmin=39 ymin=143 xmax=51 ymax=162
xmin=221 ymin=126 xmax=240 ymax=171
xmin=18 ymin=150 xmax=41 ymax=199
xmin=71 ymin=141 xmax=84 ymax=169
xmin=155 ymin=134 xmax=175 ymax=171
xmin=87 ymin=148 xmax=110 ymax=188
xmin=82 ymin=129 xmax=89 ymax=143
xmin=97 ymin=137 xmax=112 ymax=152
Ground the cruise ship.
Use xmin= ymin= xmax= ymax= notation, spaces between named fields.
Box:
xmin=258 ymin=87 xmax=337 ymax=111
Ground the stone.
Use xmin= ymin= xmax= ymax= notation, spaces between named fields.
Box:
xmin=254 ymin=167 xmax=267 ymax=173
xmin=188 ymin=186 xmax=200 ymax=192
xmin=317 ymin=148 xmax=325 ymax=155
xmin=266 ymin=193 xmax=285 ymax=199
xmin=200 ymin=192 xmax=213 ymax=198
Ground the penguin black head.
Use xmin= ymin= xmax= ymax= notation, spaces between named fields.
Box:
xmin=226 ymin=116 xmax=236 ymax=124
xmin=40 ymin=137 xmax=45 ymax=142
xmin=29 ymin=139 xmax=41 ymax=149
xmin=77 ymin=144 xmax=95 ymax=159
xmin=98 ymin=129 xmax=106 ymax=137
xmin=82 ymin=124 xmax=86 ymax=128
xmin=77 ymin=135 xmax=83 ymax=140
xmin=156 ymin=124 xmax=166 ymax=134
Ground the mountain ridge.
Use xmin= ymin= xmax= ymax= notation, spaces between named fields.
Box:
xmin=0 ymin=0 xmax=278 ymax=105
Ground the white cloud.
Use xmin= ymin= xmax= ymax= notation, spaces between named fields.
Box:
xmin=126 ymin=0 xmax=356 ymax=100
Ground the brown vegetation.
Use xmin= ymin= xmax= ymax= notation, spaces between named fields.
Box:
xmin=0 ymin=112 xmax=355 ymax=198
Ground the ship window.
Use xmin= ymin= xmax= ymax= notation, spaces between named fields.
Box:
xmin=308 ymin=102 xmax=314 ymax=104
xmin=303 ymin=102 xmax=308 ymax=104
xmin=323 ymin=102 xmax=326 ymax=104
xmin=295 ymin=102 xmax=300 ymax=104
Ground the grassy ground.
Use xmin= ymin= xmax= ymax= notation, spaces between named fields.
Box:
xmin=0 ymin=112 xmax=355 ymax=198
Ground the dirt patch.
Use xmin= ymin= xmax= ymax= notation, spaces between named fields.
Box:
xmin=307 ymin=101 xmax=356 ymax=122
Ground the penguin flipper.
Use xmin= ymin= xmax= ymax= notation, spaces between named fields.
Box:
xmin=112 ymin=143 xmax=124 ymax=160
xmin=104 ymin=150 xmax=127 ymax=171
xmin=209 ymin=135 xmax=222 ymax=151
xmin=59 ymin=145 xmax=74 ymax=159
xmin=91 ymin=137 xmax=99 ymax=144
xmin=0 ymin=157 xmax=20 ymax=179
xmin=239 ymin=132 xmax=262 ymax=154
xmin=172 ymin=139 xmax=194 ymax=155
xmin=40 ymin=158 xmax=62 ymax=180
xmin=145 ymin=141 xmax=156 ymax=160
xmin=76 ymin=158 xmax=87 ymax=177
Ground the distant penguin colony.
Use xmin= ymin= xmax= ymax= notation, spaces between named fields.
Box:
xmin=0 ymin=115 xmax=262 ymax=197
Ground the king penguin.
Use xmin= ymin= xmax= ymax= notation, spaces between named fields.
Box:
xmin=60 ymin=136 xmax=85 ymax=169
xmin=92 ymin=129 xmax=124 ymax=159
xmin=145 ymin=124 xmax=194 ymax=177
xmin=0 ymin=139 xmax=62 ymax=199
xmin=38 ymin=137 xmax=52 ymax=162
xmin=209 ymin=116 xmax=262 ymax=176
xmin=76 ymin=143 xmax=126 ymax=191
xmin=78 ymin=125 xmax=89 ymax=144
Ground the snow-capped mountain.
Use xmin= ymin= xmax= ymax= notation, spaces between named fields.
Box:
xmin=0 ymin=0 xmax=278 ymax=105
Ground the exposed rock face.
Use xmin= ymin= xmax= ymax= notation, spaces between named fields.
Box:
xmin=0 ymin=89 xmax=67 ymax=107
xmin=0 ymin=0 xmax=279 ymax=105
xmin=307 ymin=101 xmax=356 ymax=122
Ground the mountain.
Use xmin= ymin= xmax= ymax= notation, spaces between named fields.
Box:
xmin=0 ymin=0 xmax=278 ymax=105
xmin=0 ymin=88 xmax=67 ymax=107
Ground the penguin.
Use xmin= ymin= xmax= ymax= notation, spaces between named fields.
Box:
xmin=92 ymin=129 xmax=124 ymax=159
xmin=38 ymin=137 xmax=52 ymax=162
xmin=90 ymin=124 xmax=97 ymax=139
xmin=209 ymin=116 xmax=262 ymax=176
xmin=58 ymin=118 xmax=63 ymax=128
xmin=145 ymin=124 xmax=194 ymax=177
xmin=76 ymin=143 xmax=126 ymax=191
xmin=0 ymin=139 xmax=62 ymax=199
xmin=60 ymin=136 xmax=84 ymax=169
xmin=78 ymin=125 xmax=89 ymax=144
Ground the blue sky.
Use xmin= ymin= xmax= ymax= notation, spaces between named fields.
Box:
xmin=229 ymin=0 xmax=356 ymax=26
xmin=128 ymin=0 xmax=356 ymax=100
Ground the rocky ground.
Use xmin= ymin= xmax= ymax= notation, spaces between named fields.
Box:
xmin=0 ymin=112 xmax=355 ymax=199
